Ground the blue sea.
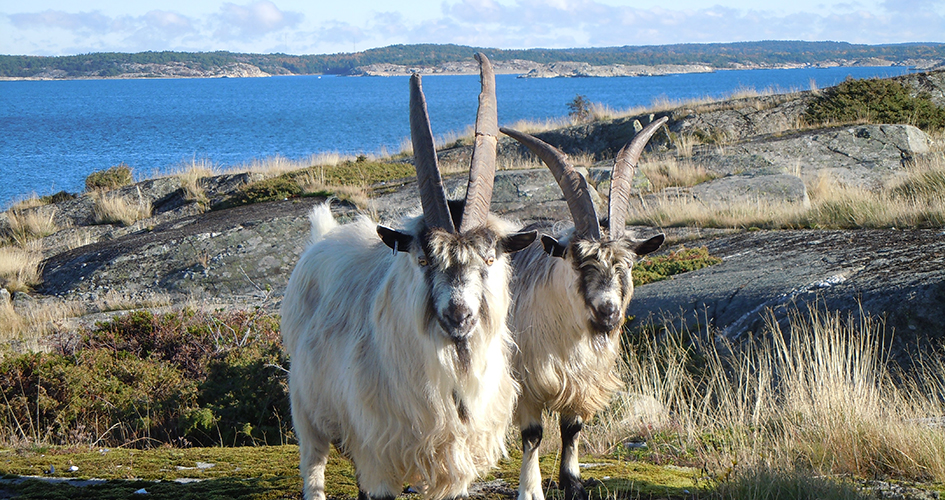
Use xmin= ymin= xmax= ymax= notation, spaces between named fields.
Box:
xmin=0 ymin=66 xmax=917 ymax=209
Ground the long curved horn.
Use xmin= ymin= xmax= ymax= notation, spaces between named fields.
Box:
xmin=609 ymin=116 xmax=668 ymax=239
xmin=410 ymin=73 xmax=455 ymax=232
xmin=459 ymin=52 xmax=498 ymax=232
xmin=500 ymin=127 xmax=601 ymax=240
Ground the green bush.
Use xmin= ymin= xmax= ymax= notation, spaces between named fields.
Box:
xmin=85 ymin=164 xmax=133 ymax=191
xmin=804 ymin=77 xmax=945 ymax=131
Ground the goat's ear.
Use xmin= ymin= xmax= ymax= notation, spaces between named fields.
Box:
xmin=540 ymin=234 xmax=568 ymax=258
xmin=377 ymin=225 xmax=413 ymax=253
xmin=501 ymin=230 xmax=538 ymax=254
xmin=632 ymin=233 xmax=665 ymax=257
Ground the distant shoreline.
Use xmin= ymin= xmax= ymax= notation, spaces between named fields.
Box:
xmin=0 ymin=59 xmax=935 ymax=82
xmin=3 ymin=41 xmax=944 ymax=81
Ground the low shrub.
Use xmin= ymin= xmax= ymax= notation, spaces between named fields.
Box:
xmin=40 ymin=191 xmax=76 ymax=205
xmin=231 ymin=176 xmax=302 ymax=206
xmin=804 ymin=77 xmax=945 ymax=131
xmin=567 ymin=94 xmax=592 ymax=122
xmin=0 ymin=349 xmax=198 ymax=446
xmin=85 ymin=164 xmax=134 ymax=191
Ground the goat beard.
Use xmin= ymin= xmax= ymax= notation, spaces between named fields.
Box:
xmin=453 ymin=338 xmax=470 ymax=373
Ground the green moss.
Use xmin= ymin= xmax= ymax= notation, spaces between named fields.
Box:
xmin=0 ymin=445 xmax=703 ymax=500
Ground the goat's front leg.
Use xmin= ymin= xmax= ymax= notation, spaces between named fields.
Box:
xmin=293 ymin=406 xmax=330 ymax=500
xmin=559 ymin=413 xmax=587 ymax=500
xmin=517 ymin=404 xmax=545 ymax=500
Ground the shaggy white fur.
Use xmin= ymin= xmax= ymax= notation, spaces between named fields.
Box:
xmin=281 ymin=203 xmax=524 ymax=500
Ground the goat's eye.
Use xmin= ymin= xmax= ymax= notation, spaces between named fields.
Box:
xmin=418 ymin=257 xmax=428 ymax=267
xmin=485 ymin=256 xmax=495 ymax=266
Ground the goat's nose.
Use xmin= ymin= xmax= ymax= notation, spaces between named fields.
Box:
xmin=597 ymin=302 xmax=620 ymax=323
xmin=447 ymin=303 xmax=473 ymax=327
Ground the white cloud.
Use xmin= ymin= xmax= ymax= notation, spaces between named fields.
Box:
xmin=213 ymin=1 xmax=303 ymax=40
xmin=9 ymin=10 xmax=112 ymax=31
xmin=2 ymin=0 xmax=944 ymax=56
xmin=880 ymin=0 xmax=943 ymax=13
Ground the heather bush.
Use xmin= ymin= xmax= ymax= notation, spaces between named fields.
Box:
xmin=0 ymin=308 xmax=289 ymax=447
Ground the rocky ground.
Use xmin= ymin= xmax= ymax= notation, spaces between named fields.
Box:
xmin=2 ymin=71 xmax=945 ymax=360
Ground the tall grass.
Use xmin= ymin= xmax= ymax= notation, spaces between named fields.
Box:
xmin=92 ymin=188 xmax=153 ymax=226
xmin=584 ymin=307 xmax=945 ymax=485
xmin=0 ymin=244 xmax=43 ymax=293
xmin=639 ymin=158 xmax=717 ymax=191
xmin=3 ymin=208 xmax=58 ymax=246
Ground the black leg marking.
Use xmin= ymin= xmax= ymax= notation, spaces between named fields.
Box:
xmin=559 ymin=415 xmax=587 ymax=500
xmin=521 ymin=424 xmax=543 ymax=451
xmin=560 ymin=415 xmax=583 ymax=445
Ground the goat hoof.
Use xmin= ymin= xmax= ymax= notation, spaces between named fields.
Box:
xmin=562 ymin=479 xmax=588 ymax=500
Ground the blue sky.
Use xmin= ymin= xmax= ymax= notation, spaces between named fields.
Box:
xmin=1 ymin=0 xmax=943 ymax=56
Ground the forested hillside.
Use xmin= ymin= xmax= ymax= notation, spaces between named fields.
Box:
xmin=2 ymin=41 xmax=944 ymax=78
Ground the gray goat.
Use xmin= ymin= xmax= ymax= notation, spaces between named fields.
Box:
xmin=501 ymin=117 xmax=668 ymax=500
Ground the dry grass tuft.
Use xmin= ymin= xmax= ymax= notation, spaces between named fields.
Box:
xmin=3 ymin=208 xmax=58 ymax=246
xmin=0 ymin=244 xmax=43 ymax=293
xmin=294 ymin=168 xmax=371 ymax=208
xmin=0 ymin=299 xmax=85 ymax=342
xmin=92 ymin=188 xmax=153 ymax=226
xmin=235 ymin=153 xmax=346 ymax=177
xmin=0 ymin=298 xmax=24 ymax=339
xmin=503 ymin=116 xmax=573 ymax=136
xmin=8 ymin=195 xmax=45 ymax=211
xmin=639 ymin=158 xmax=716 ymax=191
xmin=173 ymin=159 xmax=216 ymax=206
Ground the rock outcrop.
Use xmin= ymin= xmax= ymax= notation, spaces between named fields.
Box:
xmin=626 ymin=227 xmax=945 ymax=361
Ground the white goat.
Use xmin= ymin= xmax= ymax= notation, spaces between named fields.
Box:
xmin=501 ymin=117 xmax=668 ymax=500
xmin=281 ymin=53 xmax=537 ymax=500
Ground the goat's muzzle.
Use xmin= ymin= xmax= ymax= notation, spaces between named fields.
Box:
xmin=589 ymin=301 xmax=623 ymax=334
xmin=440 ymin=301 xmax=478 ymax=340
